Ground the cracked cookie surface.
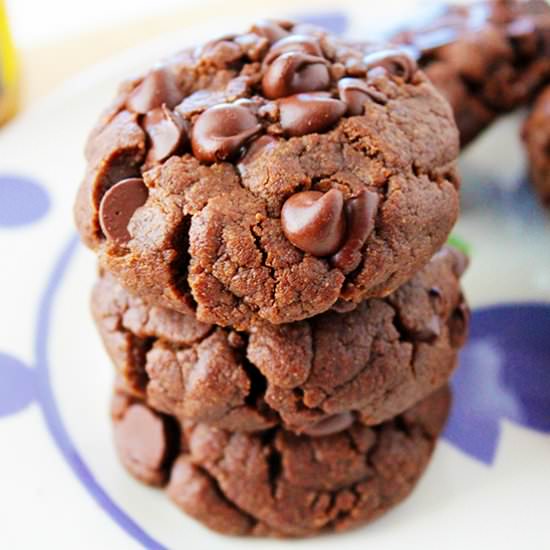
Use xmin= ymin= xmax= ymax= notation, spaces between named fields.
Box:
xmin=111 ymin=384 xmax=451 ymax=537
xmin=94 ymin=246 xmax=468 ymax=434
xmin=75 ymin=20 xmax=460 ymax=329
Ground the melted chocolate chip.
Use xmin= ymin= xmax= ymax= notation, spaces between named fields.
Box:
xmin=331 ymin=190 xmax=379 ymax=273
xmin=264 ymin=35 xmax=323 ymax=65
xmin=281 ymin=189 xmax=346 ymax=257
xmin=278 ymin=93 xmax=347 ymax=137
xmin=99 ymin=178 xmax=149 ymax=245
xmin=191 ymin=103 xmax=262 ymax=163
xmin=302 ymin=412 xmax=354 ymax=437
xmin=338 ymin=77 xmax=387 ymax=115
xmin=250 ymin=20 xmax=289 ymax=43
xmin=262 ymin=52 xmax=330 ymax=99
xmin=127 ymin=67 xmax=184 ymax=114
xmin=143 ymin=106 xmax=187 ymax=162
xmin=114 ymin=404 xmax=168 ymax=478
xmin=363 ymin=49 xmax=417 ymax=81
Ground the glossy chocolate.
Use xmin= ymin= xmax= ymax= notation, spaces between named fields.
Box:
xmin=281 ymin=189 xmax=346 ymax=256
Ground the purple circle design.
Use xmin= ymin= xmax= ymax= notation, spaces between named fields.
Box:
xmin=10 ymin=8 xmax=545 ymax=544
xmin=0 ymin=352 xmax=35 ymax=416
xmin=0 ymin=174 xmax=51 ymax=227
xmin=34 ymin=236 xmax=550 ymax=547
xmin=444 ymin=303 xmax=550 ymax=464
xmin=34 ymin=236 xmax=165 ymax=549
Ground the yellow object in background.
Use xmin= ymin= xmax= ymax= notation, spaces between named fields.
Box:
xmin=0 ymin=0 xmax=17 ymax=125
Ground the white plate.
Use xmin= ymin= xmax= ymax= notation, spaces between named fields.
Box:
xmin=1 ymin=4 xmax=549 ymax=549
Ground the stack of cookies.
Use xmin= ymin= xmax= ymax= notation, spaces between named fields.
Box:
xmin=75 ymin=19 xmax=469 ymax=537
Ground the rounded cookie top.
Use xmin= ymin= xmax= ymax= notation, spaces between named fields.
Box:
xmin=93 ymin=246 xmax=469 ymax=434
xmin=76 ymin=20 xmax=460 ymax=328
xmin=112 ymin=384 xmax=451 ymax=537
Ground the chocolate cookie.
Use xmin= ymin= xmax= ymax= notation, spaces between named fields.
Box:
xmin=523 ymin=84 xmax=550 ymax=206
xmin=93 ymin=246 xmax=468 ymax=434
xmin=111 ymin=384 xmax=451 ymax=537
xmin=392 ymin=0 xmax=550 ymax=146
xmin=75 ymin=20 xmax=460 ymax=329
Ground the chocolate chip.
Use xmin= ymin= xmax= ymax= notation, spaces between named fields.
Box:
xmin=281 ymin=189 xmax=346 ymax=256
xmin=363 ymin=49 xmax=417 ymax=81
xmin=331 ymin=190 xmax=379 ymax=273
xmin=191 ymin=103 xmax=262 ymax=163
xmin=449 ymin=302 xmax=470 ymax=348
xmin=338 ymin=77 xmax=387 ymax=115
xmin=264 ymin=35 xmax=323 ymax=65
xmin=278 ymin=93 xmax=347 ymax=137
xmin=250 ymin=20 xmax=289 ymax=43
xmin=126 ymin=67 xmax=184 ymax=114
xmin=262 ymin=52 xmax=330 ymax=99
xmin=99 ymin=178 xmax=148 ymax=245
xmin=143 ymin=106 xmax=187 ymax=162
xmin=114 ymin=403 xmax=168 ymax=484
xmin=302 ymin=412 xmax=354 ymax=437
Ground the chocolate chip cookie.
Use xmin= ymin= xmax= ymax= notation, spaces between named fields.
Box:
xmin=523 ymin=84 xmax=550 ymax=206
xmin=111 ymin=384 xmax=451 ymax=537
xmin=75 ymin=20 xmax=460 ymax=329
xmin=94 ymin=246 xmax=468 ymax=435
xmin=392 ymin=0 xmax=550 ymax=146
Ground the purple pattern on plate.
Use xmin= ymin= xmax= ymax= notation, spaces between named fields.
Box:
xmin=34 ymin=236 xmax=166 ymax=549
xmin=0 ymin=174 xmax=50 ymax=227
xmin=444 ymin=304 xmax=550 ymax=464
xmin=31 ymin=240 xmax=550 ymax=547
xmin=296 ymin=11 xmax=349 ymax=34
xmin=0 ymin=352 xmax=36 ymax=416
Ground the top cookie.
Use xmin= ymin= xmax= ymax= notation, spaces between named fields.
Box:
xmin=75 ymin=20 xmax=460 ymax=329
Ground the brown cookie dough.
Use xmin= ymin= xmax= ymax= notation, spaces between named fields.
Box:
xmin=391 ymin=0 xmax=550 ymax=146
xmin=111 ymin=385 xmax=451 ymax=537
xmin=75 ymin=21 xmax=460 ymax=329
xmin=93 ymin=246 xmax=469 ymax=434
xmin=523 ymin=84 xmax=550 ymax=206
